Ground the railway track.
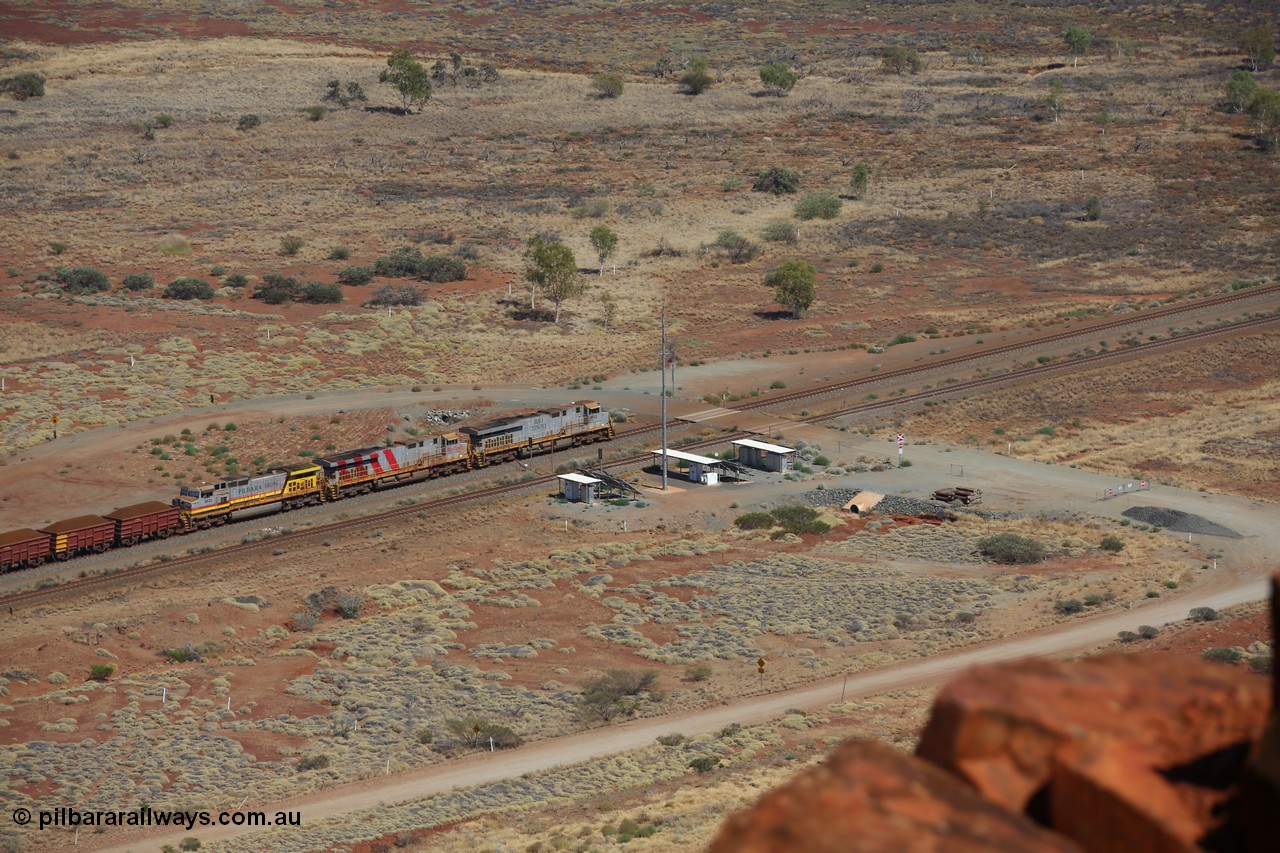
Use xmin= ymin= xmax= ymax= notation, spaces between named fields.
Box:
xmin=5 ymin=295 xmax=1278 ymax=610
xmin=735 ymin=282 xmax=1280 ymax=413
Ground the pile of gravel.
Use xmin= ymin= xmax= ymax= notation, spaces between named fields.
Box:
xmin=1122 ymin=506 xmax=1242 ymax=539
xmin=799 ymin=488 xmax=947 ymax=518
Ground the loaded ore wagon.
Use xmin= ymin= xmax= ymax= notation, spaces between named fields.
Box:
xmin=318 ymin=433 xmax=470 ymax=497
xmin=462 ymin=402 xmax=613 ymax=466
xmin=40 ymin=515 xmax=115 ymax=560
xmin=0 ymin=528 xmax=52 ymax=571
xmin=175 ymin=463 xmax=323 ymax=529
xmin=105 ymin=501 xmax=181 ymax=546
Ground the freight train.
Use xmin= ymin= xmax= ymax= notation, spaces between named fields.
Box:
xmin=0 ymin=402 xmax=612 ymax=572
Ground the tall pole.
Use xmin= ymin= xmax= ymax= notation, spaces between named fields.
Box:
xmin=660 ymin=300 xmax=668 ymax=491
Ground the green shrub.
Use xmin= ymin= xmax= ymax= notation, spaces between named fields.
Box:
xmin=688 ymin=756 xmax=719 ymax=773
xmin=372 ymin=246 xmax=466 ymax=281
xmin=337 ymin=265 xmax=374 ymax=285
xmin=222 ymin=273 xmax=249 ymax=288
xmin=280 ymin=235 xmax=305 ymax=256
xmin=770 ymin=505 xmax=831 ymax=535
xmin=978 ymin=533 xmax=1045 ymax=564
xmin=2 ymin=72 xmax=46 ymax=100
xmin=683 ymin=664 xmax=712 ymax=682
xmin=1099 ymin=535 xmax=1124 ymax=553
xmin=733 ymin=512 xmax=774 ymax=530
xmin=56 ymin=265 xmax=110 ymax=295
xmin=591 ymin=72 xmax=624 ymax=98
xmin=812 ymin=455 xmax=830 ymax=466
xmin=154 ymin=113 xmax=174 ymax=128
xmin=753 ymin=166 xmax=801 ymax=195
xmin=656 ymin=733 xmax=684 ymax=746
xmin=1201 ymin=647 xmax=1243 ymax=665
xmin=794 ymin=192 xmax=843 ymax=220
xmin=179 ymin=838 xmax=202 ymax=852
xmin=1054 ymin=599 xmax=1084 ymax=615
xmin=1138 ymin=625 xmax=1159 ymax=639
xmin=1117 ymin=631 xmax=1139 ymax=643
xmin=296 ymin=754 xmax=331 ymax=772
xmin=164 ymin=278 xmax=215 ymax=300
xmin=890 ymin=333 xmax=916 ymax=345
xmin=328 ymin=246 xmax=351 ymax=260
xmin=301 ymin=281 xmax=343 ymax=304
xmin=1189 ymin=607 xmax=1218 ymax=622
xmin=164 ymin=642 xmax=203 ymax=663
xmin=253 ymin=273 xmax=301 ymax=304
xmin=236 ymin=114 xmax=261 ymax=131
xmin=762 ymin=220 xmax=799 ymax=244
xmin=301 ymin=105 xmax=327 ymax=121
xmin=88 ymin=663 xmax=116 ymax=681
xmin=121 ymin=272 xmax=155 ymax=291
xmin=1250 ymin=655 xmax=1273 ymax=675
xmin=419 ymin=255 xmax=467 ymax=282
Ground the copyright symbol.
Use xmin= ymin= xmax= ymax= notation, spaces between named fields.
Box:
xmin=13 ymin=808 xmax=31 ymax=825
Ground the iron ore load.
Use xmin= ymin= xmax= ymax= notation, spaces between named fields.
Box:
xmin=0 ymin=402 xmax=611 ymax=571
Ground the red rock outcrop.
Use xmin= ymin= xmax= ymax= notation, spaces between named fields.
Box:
xmin=713 ymin=574 xmax=1278 ymax=852
xmin=914 ymin=652 xmax=1270 ymax=849
xmin=708 ymin=739 xmax=1082 ymax=853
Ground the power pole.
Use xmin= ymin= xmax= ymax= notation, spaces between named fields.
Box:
xmin=660 ymin=300 xmax=668 ymax=490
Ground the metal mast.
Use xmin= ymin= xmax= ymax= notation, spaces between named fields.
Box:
xmin=660 ymin=300 xmax=668 ymax=490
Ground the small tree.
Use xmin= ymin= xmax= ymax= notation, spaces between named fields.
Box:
xmin=882 ymin=45 xmax=922 ymax=75
xmin=1045 ymin=80 xmax=1065 ymax=122
xmin=1 ymin=72 xmax=46 ymax=100
xmin=768 ymin=260 xmax=816 ymax=318
xmin=759 ymin=62 xmax=797 ymax=96
xmin=523 ymin=235 xmax=585 ymax=323
xmin=678 ymin=59 xmax=713 ymax=95
xmin=1085 ymin=195 xmax=1102 ymax=221
xmin=599 ymin=290 xmax=618 ymax=328
xmin=1064 ymin=26 xmax=1092 ymax=67
xmin=1241 ymin=25 xmax=1276 ymax=72
xmin=850 ymin=163 xmax=870 ymax=198
xmin=280 ymin=235 xmax=305 ymax=256
xmin=591 ymin=73 xmax=624 ymax=98
xmin=379 ymin=49 xmax=432 ymax=113
xmin=1247 ymin=88 xmax=1280 ymax=151
xmin=1227 ymin=71 xmax=1258 ymax=113
xmin=589 ymin=225 xmax=619 ymax=275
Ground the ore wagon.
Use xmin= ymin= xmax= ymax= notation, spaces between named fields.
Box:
xmin=0 ymin=528 xmax=52 ymax=572
xmin=39 ymin=515 xmax=115 ymax=560
xmin=105 ymin=501 xmax=181 ymax=546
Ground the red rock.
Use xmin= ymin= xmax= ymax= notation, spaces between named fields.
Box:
xmin=708 ymin=740 xmax=1081 ymax=853
xmin=916 ymin=652 xmax=1270 ymax=847
xmin=1238 ymin=573 xmax=1280 ymax=853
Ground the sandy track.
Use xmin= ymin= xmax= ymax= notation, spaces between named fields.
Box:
xmin=91 ymin=564 xmax=1270 ymax=853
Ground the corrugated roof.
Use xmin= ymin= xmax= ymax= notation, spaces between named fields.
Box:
xmin=557 ymin=473 xmax=602 ymax=485
xmin=732 ymin=438 xmax=797 ymax=455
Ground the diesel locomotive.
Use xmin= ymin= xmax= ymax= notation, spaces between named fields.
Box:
xmin=0 ymin=401 xmax=612 ymax=571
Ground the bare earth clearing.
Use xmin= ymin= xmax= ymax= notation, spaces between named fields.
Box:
xmin=1 ymin=2 xmax=1277 ymax=851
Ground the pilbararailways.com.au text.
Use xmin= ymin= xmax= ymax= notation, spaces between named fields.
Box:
xmin=13 ymin=806 xmax=301 ymax=832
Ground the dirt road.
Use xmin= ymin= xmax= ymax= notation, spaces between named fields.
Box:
xmin=91 ymin=563 xmax=1270 ymax=853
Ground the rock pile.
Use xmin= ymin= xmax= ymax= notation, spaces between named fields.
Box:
xmin=711 ymin=575 xmax=1280 ymax=852
xmin=1121 ymin=506 xmax=1242 ymax=539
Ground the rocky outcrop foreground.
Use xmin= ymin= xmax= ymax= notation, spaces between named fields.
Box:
xmin=711 ymin=576 xmax=1279 ymax=852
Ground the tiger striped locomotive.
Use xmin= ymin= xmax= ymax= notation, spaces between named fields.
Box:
xmin=0 ymin=402 xmax=613 ymax=568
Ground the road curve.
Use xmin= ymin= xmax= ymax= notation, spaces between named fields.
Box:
xmin=92 ymin=567 xmax=1271 ymax=853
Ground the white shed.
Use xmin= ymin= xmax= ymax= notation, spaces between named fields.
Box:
xmin=650 ymin=449 xmax=724 ymax=485
xmin=557 ymin=472 xmax=602 ymax=503
xmin=732 ymin=438 xmax=797 ymax=473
